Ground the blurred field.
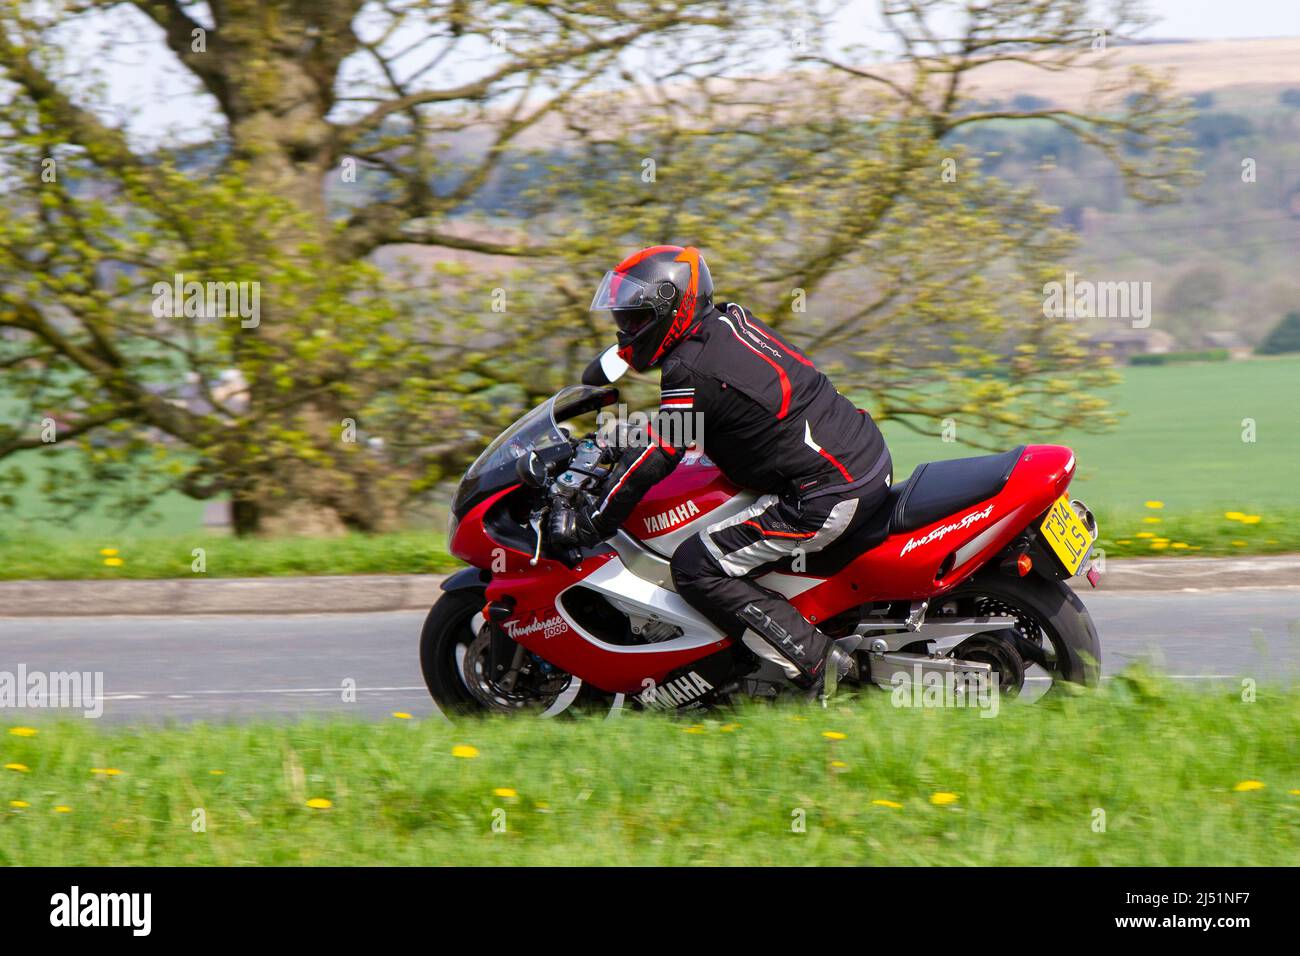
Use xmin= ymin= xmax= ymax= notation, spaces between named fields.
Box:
xmin=880 ymin=355 xmax=1300 ymax=512
xmin=2 ymin=679 xmax=1297 ymax=866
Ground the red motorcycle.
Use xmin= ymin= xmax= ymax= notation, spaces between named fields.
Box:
xmin=423 ymin=352 xmax=1102 ymax=716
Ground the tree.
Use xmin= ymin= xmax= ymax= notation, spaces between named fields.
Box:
xmin=0 ymin=0 xmax=1196 ymax=534
xmin=0 ymin=0 xmax=767 ymax=533
xmin=1257 ymin=311 xmax=1300 ymax=355
xmin=536 ymin=0 xmax=1196 ymax=445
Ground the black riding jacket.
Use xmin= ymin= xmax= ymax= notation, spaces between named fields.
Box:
xmin=591 ymin=303 xmax=889 ymax=535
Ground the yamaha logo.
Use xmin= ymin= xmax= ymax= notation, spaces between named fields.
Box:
xmin=643 ymin=499 xmax=701 ymax=535
xmin=638 ymin=671 xmax=715 ymax=710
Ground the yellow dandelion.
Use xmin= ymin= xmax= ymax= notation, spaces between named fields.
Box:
xmin=1232 ymin=540 xmax=1248 ymax=547
xmin=9 ymin=800 xmax=29 ymax=809
xmin=930 ymin=791 xmax=960 ymax=806
xmin=1116 ymin=539 xmax=1132 ymax=545
xmin=209 ymin=770 xmax=225 ymax=776
xmin=1239 ymin=515 xmax=1261 ymax=525
xmin=1144 ymin=501 xmax=1164 ymax=509
xmin=1149 ymin=541 xmax=1169 ymax=550
xmin=103 ymin=557 xmax=124 ymax=567
xmin=872 ymin=799 xmax=903 ymax=809
xmin=5 ymin=763 xmax=29 ymax=773
xmin=391 ymin=712 xmax=413 ymax=720
xmin=822 ymin=731 xmax=847 ymax=740
xmin=1233 ymin=780 xmax=1265 ymax=792
xmin=830 ymin=760 xmax=848 ymax=770
xmin=1224 ymin=511 xmax=1245 ymax=521
xmin=1172 ymin=542 xmax=1190 ymax=549
xmin=306 ymin=797 xmax=333 ymax=809
xmin=683 ymin=724 xmax=706 ymax=734
xmin=493 ymin=787 xmax=518 ymax=798
xmin=451 ymin=744 xmax=479 ymax=759
xmin=8 ymin=727 xmax=37 ymax=737
xmin=1142 ymin=516 xmax=1162 ymax=524
xmin=1136 ymin=532 xmax=1155 ymax=539
xmin=90 ymin=767 xmax=121 ymax=776
xmin=1289 ymin=789 xmax=1300 ymax=796
xmin=99 ymin=548 xmax=119 ymax=557
xmin=53 ymin=805 xmax=72 ymax=813
xmin=719 ymin=723 xmax=741 ymax=732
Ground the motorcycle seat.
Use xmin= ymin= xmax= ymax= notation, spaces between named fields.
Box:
xmin=785 ymin=446 xmax=1025 ymax=577
xmin=890 ymin=445 xmax=1025 ymax=534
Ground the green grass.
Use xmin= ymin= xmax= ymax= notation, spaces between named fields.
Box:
xmin=0 ymin=505 xmax=1293 ymax=580
xmin=2 ymin=680 xmax=1297 ymax=865
xmin=878 ymin=354 xmax=1300 ymax=513
xmin=1092 ymin=505 xmax=1300 ymax=559
xmin=0 ymin=530 xmax=459 ymax=580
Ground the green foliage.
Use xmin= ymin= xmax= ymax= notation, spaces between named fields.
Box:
xmin=2 ymin=682 xmax=1297 ymax=865
xmin=1256 ymin=312 xmax=1300 ymax=355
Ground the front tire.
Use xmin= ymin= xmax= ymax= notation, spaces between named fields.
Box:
xmin=419 ymin=588 xmax=614 ymax=717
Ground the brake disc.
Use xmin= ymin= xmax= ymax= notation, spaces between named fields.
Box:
xmin=462 ymin=628 xmax=571 ymax=712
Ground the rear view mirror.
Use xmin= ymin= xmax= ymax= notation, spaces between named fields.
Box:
xmin=581 ymin=345 xmax=629 ymax=386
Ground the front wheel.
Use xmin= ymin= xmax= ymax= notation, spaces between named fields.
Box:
xmin=419 ymin=588 xmax=615 ymax=717
xmin=940 ymin=570 xmax=1101 ymax=693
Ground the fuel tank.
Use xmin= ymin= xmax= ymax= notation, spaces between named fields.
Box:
xmin=623 ymin=451 xmax=756 ymax=557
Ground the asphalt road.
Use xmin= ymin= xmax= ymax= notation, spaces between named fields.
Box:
xmin=1 ymin=588 xmax=1296 ymax=723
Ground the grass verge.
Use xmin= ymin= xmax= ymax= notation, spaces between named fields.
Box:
xmin=1093 ymin=505 xmax=1300 ymax=558
xmin=2 ymin=507 xmax=1297 ymax=580
xmin=0 ymin=530 xmax=460 ymax=580
xmin=2 ymin=679 xmax=1297 ymax=865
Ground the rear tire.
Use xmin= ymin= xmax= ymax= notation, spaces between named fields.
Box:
xmin=945 ymin=570 xmax=1101 ymax=687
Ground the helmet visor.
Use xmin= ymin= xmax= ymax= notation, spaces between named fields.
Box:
xmin=590 ymin=271 xmax=664 ymax=333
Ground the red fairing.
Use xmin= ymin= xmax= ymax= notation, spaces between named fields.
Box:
xmin=447 ymin=442 xmax=1081 ymax=700
xmin=624 ymin=455 xmax=743 ymax=541
xmin=452 ymin=484 xmax=726 ymax=695
xmin=789 ymin=444 xmax=1076 ymax=623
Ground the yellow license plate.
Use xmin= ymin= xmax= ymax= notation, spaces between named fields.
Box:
xmin=1040 ymin=495 xmax=1092 ymax=575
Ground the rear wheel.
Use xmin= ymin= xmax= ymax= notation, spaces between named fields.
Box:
xmin=419 ymin=588 xmax=616 ymax=718
xmin=940 ymin=570 xmax=1101 ymax=693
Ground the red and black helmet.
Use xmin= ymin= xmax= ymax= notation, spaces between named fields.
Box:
xmin=590 ymin=245 xmax=714 ymax=371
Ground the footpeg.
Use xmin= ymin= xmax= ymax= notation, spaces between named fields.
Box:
xmin=905 ymin=600 xmax=928 ymax=632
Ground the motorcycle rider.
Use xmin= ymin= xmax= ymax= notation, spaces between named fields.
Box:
xmin=561 ymin=245 xmax=893 ymax=697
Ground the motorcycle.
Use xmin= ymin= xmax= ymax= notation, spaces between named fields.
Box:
xmin=422 ymin=347 xmax=1102 ymax=716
